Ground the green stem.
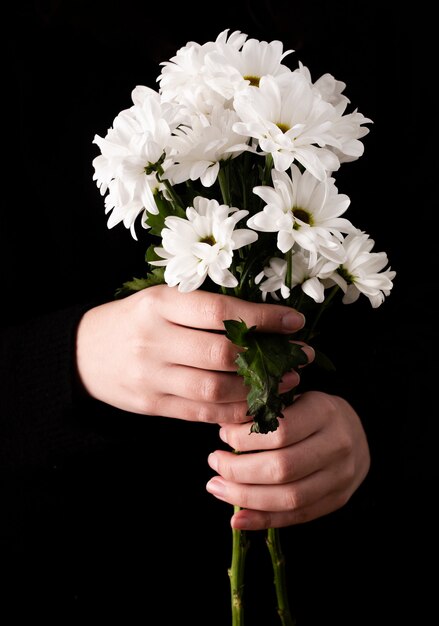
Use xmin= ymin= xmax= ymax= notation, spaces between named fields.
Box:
xmin=228 ymin=505 xmax=249 ymax=626
xmin=218 ymin=165 xmax=231 ymax=206
xmin=263 ymin=153 xmax=274 ymax=185
xmin=266 ymin=527 xmax=296 ymax=626
xmin=161 ymin=178 xmax=185 ymax=212
xmin=154 ymin=164 xmax=185 ymax=212
xmin=285 ymin=250 xmax=293 ymax=293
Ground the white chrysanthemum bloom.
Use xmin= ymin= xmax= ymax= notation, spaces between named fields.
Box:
xmin=255 ymin=251 xmax=337 ymax=303
xmin=327 ymin=232 xmax=396 ymax=308
xmin=330 ymin=109 xmax=372 ymax=163
xmin=297 ymin=63 xmax=350 ymax=109
xmin=102 ymin=177 xmax=153 ymax=236
xmin=297 ymin=63 xmax=372 ymax=163
xmin=247 ymin=164 xmax=355 ymax=266
xmin=233 ymin=73 xmax=341 ymax=180
xmin=158 ymin=30 xmax=247 ymax=115
xmin=203 ymin=34 xmax=293 ymax=101
xmin=289 ymin=250 xmax=338 ymax=302
xmin=255 ymin=257 xmax=290 ymax=301
xmin=150 ymin=196 xmax=258 ymax=292
xmin=92 ymin=86 xmax=180 ymax=239
xmin=164 ymin=107 xmax=249 ymax=187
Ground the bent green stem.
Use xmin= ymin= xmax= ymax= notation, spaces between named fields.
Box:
xmin=267 ymin=527 xmax=296 ymax=626
xmin=229 ymin=505 xmax=249 ymax=626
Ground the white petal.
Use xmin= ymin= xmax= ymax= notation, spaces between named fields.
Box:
xmin=209 ymin=266 xmax=238 ymax=287
xmin=302 ymin=277 xmax=325 ymax=303
xmin=232 ymin=229 xmax=258 ymax=249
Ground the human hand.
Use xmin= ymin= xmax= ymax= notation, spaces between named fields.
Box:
xmin=75 ymin=285 xmax=310 ymax=423
xmin=206 ymin=391 xmax=370 ymax=528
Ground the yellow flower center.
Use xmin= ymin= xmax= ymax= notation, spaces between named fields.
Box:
xmin=200 ymin=235 xmax=216 ymax=246
xmin=337 ymin=266 xmax=355 ymax=284
xmin=244 ymin=75 xmax=260 ymax=87
xmin=292 ymin=207 xmax=312 ymax=230
xmin=276 ymin=122 xmax=290 ymax=133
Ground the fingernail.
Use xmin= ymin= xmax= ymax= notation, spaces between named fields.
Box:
xmin=302 ymin=345 xmax=315 ymax=364
xmin=206 ymin=477 xmax=226 ymax=499
xmin=208 ymin=453 xmax=219 ymax=472
xmin=219 ymin=428 xmax=228 ymax=444
xmin=282 ymin=311 xmax=305 ymax=331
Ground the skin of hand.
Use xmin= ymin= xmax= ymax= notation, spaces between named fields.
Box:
xmin=206 ymin=392 xmax=371 ymax=529
xmin=75 ymin=284 xmax=312 ymax=423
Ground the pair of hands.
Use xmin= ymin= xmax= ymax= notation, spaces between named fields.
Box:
xmin=76 ymin=285 xmax=370 ymax=530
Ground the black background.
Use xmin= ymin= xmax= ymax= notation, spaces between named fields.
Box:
xmin=2 ymin=1 xmax=437 ymax=624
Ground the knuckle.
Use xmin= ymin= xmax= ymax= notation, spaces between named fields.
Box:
xmin=270 ymin=454 xmax=293 ymax=484
xmin=133 ymin=392 xmax=157 ymax=416
xmin=316 ymin=391 xmax=339 ymax=416
xmin=236 ymin=486 xmax=250 ymax=509
xmin=202 ymin=297 xmax=229 ymax=327
xmin=336 ymin=428 xmax=354 ymax=458
xmin=224 ymin=408 xmax=248 ymax=428
xmin=209 ymin=337 xmax=236 ymax=370
xmin=272 ymin=423 xmax=289 ymax=448
xmin=228 ymin=404 xmax=250 ymax=426
xmin=283 ymin=486 xmax=302 ymax=512
xmin=195 ymin=404 xmax=216 ymax=423
xmin=232 ymin=403 xmax=252 ymax=425
xmin=136 ymin=284 xmax=159 ymax=315
xmin=220 ymin=457 xmax=237 ymax=482
xmin=199 ymin=374 xmax=223 ymax=402
xmin=197 ymin=403 xmax=249 ymax=426
xmin=343 ymin=456 xmax=357 ymax=484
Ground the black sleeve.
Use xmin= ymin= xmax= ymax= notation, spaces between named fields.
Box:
xmin=0 ymin=7 xmax=155 ymax=473
xmin=0 ymin=303 xmax=112 ymax=473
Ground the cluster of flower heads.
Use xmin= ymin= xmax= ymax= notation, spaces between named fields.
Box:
xmin=93 ymin=29 xmax=395 ymax=308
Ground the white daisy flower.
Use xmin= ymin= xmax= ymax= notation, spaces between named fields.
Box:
xmin=150 ymin=196 xmax=258 ymax=292
xmin=233 ymin=73 xmax=341 ymax=179
xmin=256 ymin=250 xmax=336 ymax=303
xmin=289 ymin=250 xmax=337 ymax=303
xmin=92 ymin=114 xmax=136 ymax=197
xmin=92 ymin=86 xmax=180 ymax=239
xmin=330 ymin=109 xmax=372 ymax=163
xmin=255 ymin=257 xmax=290 ymax=302
xmin=297 ymin=63 xmax=372 ymax=163
xmin=164 ymin=107 xmax=249 ymax=187
xmin=297 ymin=63 xmax=350 ymax=109
xmin=247 ymin=164 xmax=355 ymax=266
xmin=203 ymin=34 xmax=293 ymax=101
xmin=328 ymin=232 xmax=396 ymax=307
xmin=158 ymin=30 xmax=247 ymax=115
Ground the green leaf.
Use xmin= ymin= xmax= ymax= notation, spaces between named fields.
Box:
xmin=144 ymin=189 xmax=186 ymax=236
xmin=145 ymin=244 xmax=162 ymax=263
xmin=144 ymin=208 xmax=167 ymax=237
xmin=223 ymin=319 xmax=256 ymax=346
xmin=224 ymin=319 xmax=308 ymax=434
xmin=114 ymin=268 xmax=165 ymax=299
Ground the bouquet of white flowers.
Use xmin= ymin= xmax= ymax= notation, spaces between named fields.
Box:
xmin=92 ymin=28 xmax=395 ymax=625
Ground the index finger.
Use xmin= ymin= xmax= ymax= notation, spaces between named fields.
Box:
xmin=148 ymin=284 xmax=305 ymax=333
